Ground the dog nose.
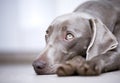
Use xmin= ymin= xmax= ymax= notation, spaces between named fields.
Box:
xmin=32 ymin=60 xmax=47 ymax=70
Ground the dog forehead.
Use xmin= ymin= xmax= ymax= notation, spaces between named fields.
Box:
xmin=50 ymin=13 xmax=88 ymax=28
xmin=48 ymin=13 xmax=91 ymax=37
xmin=52 ymin=13 xmax=79 ymax=23
xmin=51 ymin=16 xmax=70 ymax=26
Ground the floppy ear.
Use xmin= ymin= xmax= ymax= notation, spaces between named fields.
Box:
xmin=86 ymin=19 xmax=118 ymax=60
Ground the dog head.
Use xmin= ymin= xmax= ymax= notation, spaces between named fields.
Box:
xmin=32 ymin=13 xmax=118 ymax=75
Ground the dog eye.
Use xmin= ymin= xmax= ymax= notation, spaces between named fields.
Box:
xmin=45 ymin=30 xmax=49 ymax=36
xmin=65 ymin=33 xmax=74 ymax=40
xmin=46 ymin=30 xmax=49 ymax=34
xmin=45 ymin=30 xmax=49 ymax=41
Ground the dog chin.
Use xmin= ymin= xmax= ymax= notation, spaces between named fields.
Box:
xmin=35 ymin=71 xmax=56 ymax=75
xmin=34 ymin=65 xmax=58 ymax=75
xmin=35 ymin=69 xmax=56 ymax=75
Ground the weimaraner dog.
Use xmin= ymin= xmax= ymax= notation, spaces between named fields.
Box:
xmin=32 ymin=0 xmax=120 ymax=76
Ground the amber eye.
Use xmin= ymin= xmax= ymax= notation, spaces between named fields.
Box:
xmin=65 ymin=33 xmax=74 ymax=40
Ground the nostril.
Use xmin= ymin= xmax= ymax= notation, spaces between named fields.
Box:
xmin=36 ymin=62 xmax=46 ymax=69
xmin=33 ymin=60 xmax=47 ymax=70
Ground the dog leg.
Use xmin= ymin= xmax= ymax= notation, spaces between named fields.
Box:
xmin=76 ymin=51 xmax=120 ymax=76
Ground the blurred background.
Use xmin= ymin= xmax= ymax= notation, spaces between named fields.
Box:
xmin=0 ymin=0 xmax=88 ymax=64
xmin=0 ymin=1 xmax=120 ymax=83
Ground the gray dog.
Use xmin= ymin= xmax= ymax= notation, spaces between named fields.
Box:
xmin=32 ymin=0 xmax=120 ymax=76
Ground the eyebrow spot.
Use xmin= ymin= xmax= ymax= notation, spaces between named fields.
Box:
xmin=62 ymin=26 xmax=67 ymax=31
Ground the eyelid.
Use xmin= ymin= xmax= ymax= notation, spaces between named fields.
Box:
xmin=67 ymin=30 xmax=83 ymax=38
xmin=66 ymin=31 xmax=76 ymax=37
xmin=65 ymin=33 xmax=74 ymax=40
xmin=66 ymin=31 xmax=73 ymax=34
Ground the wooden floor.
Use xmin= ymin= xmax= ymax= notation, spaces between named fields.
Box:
xmin=0 ymin=64 xmax=120 ymax=83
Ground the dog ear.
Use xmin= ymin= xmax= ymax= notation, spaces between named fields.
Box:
xmin=86 ymin=19 xmax=118 ymax=60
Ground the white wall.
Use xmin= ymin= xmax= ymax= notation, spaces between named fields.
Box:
xmin=0 ymin=0 xmax=88 ymax=52
xmin=56 ymin=0 xmax=88 ymax=16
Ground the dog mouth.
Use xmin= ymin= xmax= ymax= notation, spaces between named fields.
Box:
xmin=33 ymin=64 xmax=59 ymax=75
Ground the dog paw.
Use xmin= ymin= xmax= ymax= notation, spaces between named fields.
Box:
xmin=56 ymin=56 xmax=85 ymax=76
xmin=56 ymin=62 xmax=75 ymax=76
xmin=76 ymin=61 xmax=102 ymax=76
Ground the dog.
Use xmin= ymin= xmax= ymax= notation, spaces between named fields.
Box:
xmin=32 ymin=0 xmax=120 ymax=76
